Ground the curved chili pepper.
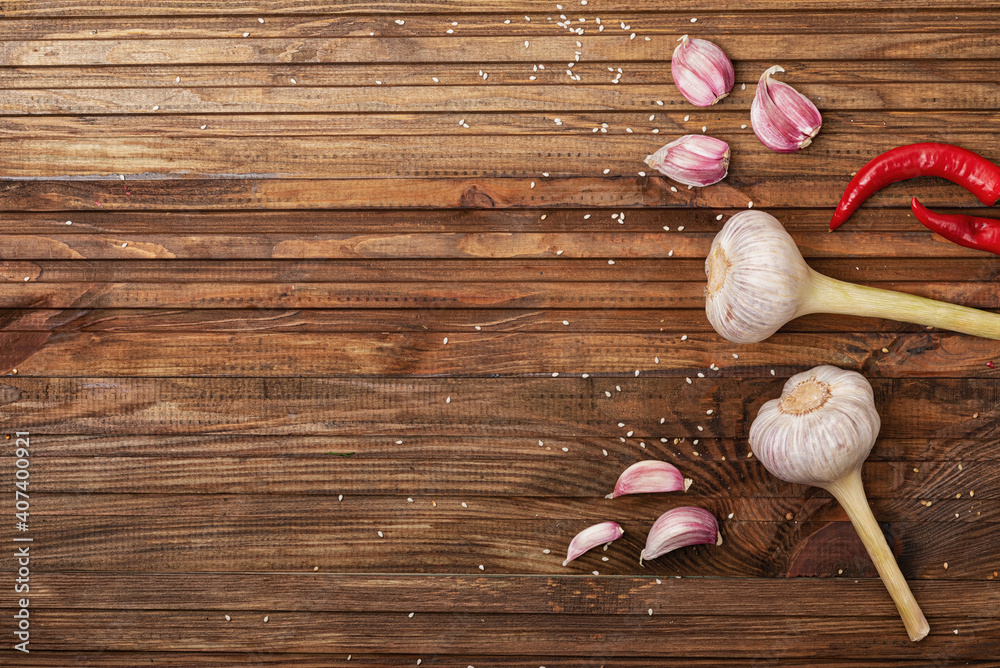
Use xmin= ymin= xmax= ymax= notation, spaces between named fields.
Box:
xmin=830 ymin=143 xmax=1000 ymax=230
xmin=911 ymin=197 xmax=1000 ymax=255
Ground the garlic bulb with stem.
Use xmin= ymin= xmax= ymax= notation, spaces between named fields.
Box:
xmin=749 ymin=365 xmax=928 ymax=642
xmin=706 ymin=210 xmax=1000 ymax=343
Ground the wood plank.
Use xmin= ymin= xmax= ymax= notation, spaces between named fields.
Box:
xmin=26 ymin=492 xmax=1000 ymax=524
xmin=6 ymin=331 xmax=1000 ymax=378
xmin=4 ymin=231 xmax=1000 ymax=260
xmin=13 ymin=514 xmax=1000 ymax=578
xmin=18 ymin=433 xmax=1000 ymax=463
xmin=3 ymin=176 xmax=995 ymax=210
xmin=0 ymin=307 xmax=977 ymax=336
xmin=8 ymin=655 xmax=999 ymax=668
xmin=0 ymin=208 xmax=953 ymax=234
xmin=6 ymin=0 xmax=990 ymax=17
xmin=3 ymin=279 xmax=999 ymax=309
xmin=5 ymin=111 xmax=1000 ymax=138
xmin=21 ymin=609 xmax=1000 ymax=657
xmin=5 ymin=13 xmax=999 ymax=40
xmin=4 ymin=82 xmax=1000 ymax=115
xmin=4 ymin=134 xmax=1000 ymax=180
xmin=5 ymin=258 xmax=999 ymax=283
xmin=15 ymin=455 xmax=998 ymax=500
xmin=0 ymin=377 xmax=997 ymax=438
xmin=4 ymin=34 xmax=1000 ymax=66
xmin=27 ymin=574 xmax=1000 ymax=616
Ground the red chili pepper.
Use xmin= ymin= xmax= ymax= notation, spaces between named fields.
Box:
xmin=911 ymin=197 xmax=1000 ymax=255
xmin=830 ymin=143 xmax=1000 ymax=230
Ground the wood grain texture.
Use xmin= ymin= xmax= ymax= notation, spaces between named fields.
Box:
xmin=3 ymin=2 xmax=1000 ymax=665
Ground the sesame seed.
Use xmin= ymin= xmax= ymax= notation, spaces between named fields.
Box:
xmin=338 ymin=494 xmax=343 ymax=501
xmin=408 ymin=612 xmax=414 ymax=618
xmin=771 ymin=369 xmax=775 ymax=375
xmin=243 ymin=32 xmax=249 ymax=37
xmin=697 ymin=372 xmax=705 ymax=378
xmin=602 ymin=449 xmax=608 ymax=456
xmin=433 ymin=77 xmax=439 ymax=82
xmin=652 ymin=128 xmax=659 ymax=134
xmin=539 ymin=439 xmax=545 ymax=446
xmin=605 ymin=391 xmax=612 ymax=397
xmin=681 ymin=335 xmax=687 ymax=341
xmin=616 ymin=385 xmax=621 ymax=391
xmin=604 ymin=168 xmax=610 ymax=174
xmin=582 ymin=373 xmax=589 ymax=378
xmin=446 ymin=396 xmax=451 ymax=403
xmin=152 ymin=105 xmax=159 ymax=110
xmin=655 ymin=357 xmax=659 ymax=363
xmin=741 ymin=83 xmax=746 ymax=90
xmin=716 ymin=214 xmax=724 ymax=220
xmin=741 ymin=124 xmax=748 ymax=129
xmin=264 ymin=615 xmax=269 ymax=621
xmin=552 ymin=372 xmax=559 ymax=377
xmin=561 ymin=447 xmax=569 ymax=452
xmin=258 ymin=17 xmax=264 ymax=22
xmin=525 ymin=40 xmax=530 ymax=47
xmin=443 ymin=337 xmax=448 ymax=344
xmin=201 ymin=124 xmax=207 ymax=129
xmin=627 ymin=430 xmax=634 ymax=437
xmin=407 ymin=497 xmax=413 ymax=502
xmin=638 ymin=171 xmax=646 ymax=176
xmin=660 ymin=418 xmax=665 ymax=424
xmin=655 ymin=100 xmax=663 ymax=106
xmin=225 ymin=615 xmax=231 ymax=621
xmin=461 ymin=502 xmax=468 ymax=508
xmin=446 ymin=29 xmax=454 ymax=33
xmin=634 ymin=370 xmax=640 ymax=376
xmin=707 ymin=409 xmax=714 ymax=414
xmin=944 ymin=562 xmax=949 ymax=569
xmin=648 ymin=608 xmax=653 ymax=615
xmin=670 ymin=186 xmax=678 ymax=192
xmin=543 ymin=548 xmax=551 ymax=554
xmin=593 ymin=570 xmax=600 ymax=575
xmin=378 ymin=530 xmax=383 ymax=537
xmin=479 ymin=565 xmax=485 ymax=570
xmin=748 ymin=201 xmax=754 ymax=208
xmin=626 ymin=127 xmax=633 ymax=133
xmin=608 ymin=260 xmax=615 ymax=265
xmin=23 ymin=277 xmax=29 ymax=282
xmin=475 ymin=325 xmax=482 ymax=330
xmin=701 ymin=125 xmax=707 ymax=132
xmin=732 ymin=353 xmax=739 ymax=359
xmin=531 ymin=182 xmax=535 ymax=188
xmin=677 ymin=226 xmax=684 ymax=231
xmin=563 ymin=320 xmax=570 ymax=325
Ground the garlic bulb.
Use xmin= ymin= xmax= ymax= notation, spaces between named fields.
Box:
xmin=644 ymin=135 xmax=730 ymax=187
xmin=705 ymin=210 xmax=1000 ymax=343
xmin=671 ymin=35 xmax=735 ymax=107
xmin=751 ymin=66 xmax=822 ymax=153
xmin=749 ymin=366 xmax=929 ymax=642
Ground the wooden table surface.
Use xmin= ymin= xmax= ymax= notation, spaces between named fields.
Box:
xmin=2 ymin=1 xmax=999 ymax=665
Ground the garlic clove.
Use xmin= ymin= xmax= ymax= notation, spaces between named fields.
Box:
xmin=751 ymin=66 xmax=822 ymax=153
xmin=607 ymin=460 xmax=691 ymax=498
xmin=671 ymin=35 xmax=734 ymax=107
xmin=562 ymin=521 xmax=625 ymax=566
xmin=640 ymin=506 xmax=721 ymax=562
xmin=644 ymin=134 xmax=730 ymax=187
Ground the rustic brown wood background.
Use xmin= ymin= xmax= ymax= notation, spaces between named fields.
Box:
xmin=1 ymin=1 xmax=999 ymax=665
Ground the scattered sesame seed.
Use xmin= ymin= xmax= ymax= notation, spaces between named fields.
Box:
xmin=741 ymin=124 xmax=747 ymax=129
xmin=677 ymin=226 xmax=684 ymax=231
xmin=616 ymin=385 xmax=621 ymax=391
xmin=670 ymin=186 xmax=678 ymax=192
xmin=716 ymin=214 xmax=724 ymax=220
xmin=525 ymin=40 xmax=530 ymax=47
xmin=627 ymin=430 xmax=634 ymax=437
xmin=432 ymin=77 xmax=439 ymax=82
xmin=446 ymin=396 xmax=451 ymax=403
xmin=201 ymin=124 xmax=207 ymax=129
xmin=638 ymin=171 xmax=646 ymax=176
xmin=461 ymin=502 xmax=468 ymax=508
xmin=23 ymin=277 xmax=29 ymax=282
xmin=443 ymin=337 xmax=448 ymax=344
xmin=152 ymin=105 xmax=159 ymax=110
xmin=407 ymin=497 xmax=413 ymax=502
xmin=943 ymin=562 xmax=949 ymax=569
xmin=660 ymin=418 xmax=665 ymax=424
xmin=608 ymin=260 xmax=615 ymax=265
xmin=686 ymin=377 xmax=692 ymax=384
xmin=395 ymin=19 xmax=405 ymax=24
xmin=552 ymin=372 xmax=559 ymax=377
xmin=771 ymin=369 xmax=775 ymax=375
xmin=605 ymin=391 xmax=612 ymax=397
xmin=446 ymin=29 xmax=454 ymax=33
xmin=543 ymin=548 xmax=551 ymax=554
xmin=626 ymin=127 xmax=633 ymax=133
xmin=681 ymin=335 xmax=688 ymax=341
xmin=881 ymin=347 xmax=889 ymax=353
xmin=378 ymin=530 xmax=384 ymax=537
xmin=561 ymin=447 xmax=569 ymax=452
xmin=697 ymin=372 xmax=705 ymax=378
xmin=741 ymin=83 xmax=746 ymax=90
xmin=732 ymin=353 xmax=738 ymax=359
xmin=652 ymin=128 xmax=659 ymax=134
xmin=630 ymin=33 xmax=636 ymax=40
xmin=593 ymin=570 xmax=600 ymax=575
xmin=748 ymin=201 xmax=754 ymax=208
xmin=648 ymin=608 xmax=653 ymax=615
xmin=582 ymin=373 xmax=589 ymax=378
xmin=408 ymin=612 xmax=414 ymax=618
xmin=655 ymin=100 xmax=664 ymax=106
xmin=691 ymin=17 xmax=698 ymax=22
xmin=225 ymin=615 xmax=231 ymax=621
xmin=243 ymin=32 xmax=249 ymax=37
xmin=475 ymin=325 xmax=482 ymax=330
xmin=339 ymin=494 xmax=344 ymax=500
xmin=531 ymin=182 xmax=535 ymax=188
xmin=604 ymin=168 xmax=611 ymax=174
xmin=701 ymin=125 xmax=707 ymax=132
xmin=602 ymin=449 xmax=608 ymax=456
xmin=258 ymin=17 xmax=264 ymax=23
xmin=655 ymin=357 xmax=659 ymax=363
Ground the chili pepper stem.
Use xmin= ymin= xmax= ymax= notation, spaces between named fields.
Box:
xmin=800 ymin=270 xmax=1000 ymax=339
xmin=823 ymin=469 xmax=929 ymax=642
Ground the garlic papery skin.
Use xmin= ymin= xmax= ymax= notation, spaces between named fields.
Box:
xmin=705 ymin=210 xmax=1000 ymax=343
xmin=644 ymin=135 xmax=730 ymax=187
xmin=671 ymin=35 xmax=734 ymax=107
xmin=563 ymin=521 xmax=624 ymax=566
xmin=751 ymin=65 xmax=822 ymax=153
xmin=607 ymin=460 xmax=692 ymax=499
xmin=749 ymin=366 xmax=929 ymax=642
xmin=640 ymin=506 xmax=721 ymax=562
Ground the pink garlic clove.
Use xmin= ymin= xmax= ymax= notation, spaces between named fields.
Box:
xmin=671 ymin=35 xmax=735 ymax=107
xmin=644 ymin=134 xmax=730 ymax=187
xmin=606 ymin=460 xmax=692 ymax=499
xmin=751 ymin=65 xmax=823 ymax=153
xmin=640 ymin=507 xmax=721 ymax=562
xmin=562 ymin=521 xmax=625 ymax=566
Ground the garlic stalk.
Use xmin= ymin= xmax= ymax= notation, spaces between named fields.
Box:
xmin=640 ymin=506 xmax=721 ymax=563
xmin=705 ymin=210 xmax=1000 ymax=343
xmin=645 ymin=135 xmax=730 ymax=187
xmin=671 ymin=35 xmax=735 ymax=107
xmin=751 ymin=66 xmax=822 ymax=153
xmin=749 ymin=365 xmax=929 ymax=642
xmin=607 ymin=460 xmax=693 ymax=499
xmin=563 ymin=521 xmax=624 ymax=566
